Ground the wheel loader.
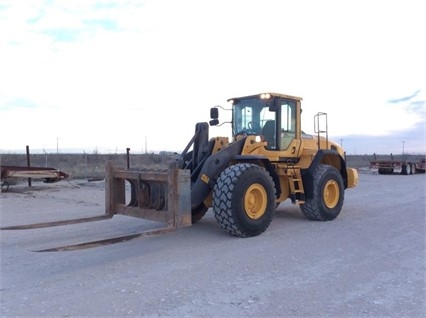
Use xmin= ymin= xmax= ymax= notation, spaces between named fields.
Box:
xmin=2 ymin=92 xmax=359 ymax=244
xmin=103 ymin=92 xmax=358 ymax=238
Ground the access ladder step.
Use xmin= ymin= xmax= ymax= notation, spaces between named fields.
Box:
xmin=288 ymin=168 xmax=305 ymax=203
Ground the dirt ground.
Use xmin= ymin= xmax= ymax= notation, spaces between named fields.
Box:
xmin=1 ymin=169 xmax=425 ymax=317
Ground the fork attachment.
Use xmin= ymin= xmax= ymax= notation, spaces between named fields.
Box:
xmin=105 ymin=161 xmax=192 ymax=228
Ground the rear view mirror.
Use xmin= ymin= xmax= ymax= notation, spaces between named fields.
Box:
xmin=209 ymin=107 xmax=219 ymax=126
xmin=268 ymin=100 xmax=278 ymax=112
xmin=210 ymin=107 xmax=219 ymax=119
xmin=209 ymin=119 xmax=219 ymax=126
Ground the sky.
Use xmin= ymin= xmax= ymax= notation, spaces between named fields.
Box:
xmin=0 ymin=0 xmax=425 ymax=155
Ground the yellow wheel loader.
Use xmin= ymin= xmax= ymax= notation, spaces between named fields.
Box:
xmin=2 ymin=93 xmax=358 ymax=246
xmin=101 ymin=92 xmax=358 ymax=238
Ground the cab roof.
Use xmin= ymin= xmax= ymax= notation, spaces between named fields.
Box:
xmin=227 ymin=92 xmax=303 ymax=102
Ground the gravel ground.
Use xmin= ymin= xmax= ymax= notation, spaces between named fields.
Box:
xmin=1 ymin=169 xmax=425 ymax=317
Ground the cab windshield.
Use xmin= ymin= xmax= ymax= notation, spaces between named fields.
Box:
xmin=232 ymin=95 xmax=298 ymax=150
xmin=232 ymin=97 xmax=275 ymax=136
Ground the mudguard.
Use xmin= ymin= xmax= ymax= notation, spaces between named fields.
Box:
xmin=301 ymin=149 xmax=348 ymax=200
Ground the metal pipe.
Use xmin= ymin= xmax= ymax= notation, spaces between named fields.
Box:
xmin=126 ymin=148 xmax=130 ymax=169
xmin=26 ymin=145 xmax=31 ymax=187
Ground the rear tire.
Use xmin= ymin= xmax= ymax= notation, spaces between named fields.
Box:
xmin=300 ymin=164 xmax=344 ymax=221
xmin=213 ymin=163 xmax=276 ymax=237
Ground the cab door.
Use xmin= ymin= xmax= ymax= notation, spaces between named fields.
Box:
xmin=277 ymin=99 xmax=301 ymax=157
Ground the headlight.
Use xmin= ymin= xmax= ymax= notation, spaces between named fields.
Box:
xmin=260 ymin=93 xmax=271 ymax=99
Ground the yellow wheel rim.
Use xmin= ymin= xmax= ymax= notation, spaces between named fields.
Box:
xmin=244 ymin=183 xmax=267 ymax=220
xmin=323 ymin=180 xmax=340 ymax=209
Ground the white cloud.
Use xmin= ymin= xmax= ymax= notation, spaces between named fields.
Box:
xmin=0 ymin=0 xmax=425 ymax=154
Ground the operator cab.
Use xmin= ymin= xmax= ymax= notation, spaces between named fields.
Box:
xmin=226 ymin=93 xmax=302 ymax=151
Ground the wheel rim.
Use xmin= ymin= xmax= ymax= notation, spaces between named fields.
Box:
xmin=244 ymin=183 xmax=267 ymax=220
xmin=323 ymin=180 xmax=339 ymax=209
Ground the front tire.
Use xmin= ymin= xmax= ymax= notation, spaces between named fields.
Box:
xmin=213 ymin=163 xmax=276 ymax=237
xmin=300 ymin=164 xmax=344 ymax=221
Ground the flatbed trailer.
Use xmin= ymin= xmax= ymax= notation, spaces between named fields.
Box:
xmin=1 ymin=165 xmax=69 ymax=192
xmin=370 ymin=155 xmax=425 ymax=175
